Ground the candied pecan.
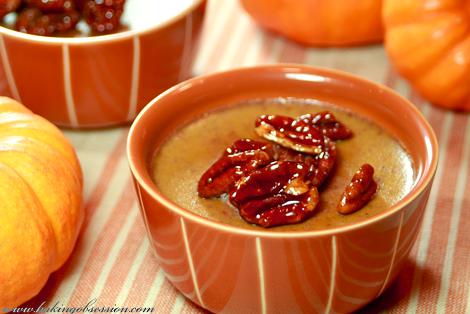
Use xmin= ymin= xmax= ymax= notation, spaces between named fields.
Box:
xmin=227 ymin=138 xmax=317 ymax=167
xmin=272 ymin=145 xmax=317 ymax=174
xmin=224 ymin=138 xmax=275 ymax=157
xmin=16 ymin=7 xmax=51 ymax=35
xmin=337 ymin=163 xmax=377 ymax=215
xmin=269 ymin=136 xmax=336 ymax=187
xmin=230 ymin=161 xmax=320 ymax=227
xmin=81 ymin=0 xmax=125 ymax=32
xmin=198 ymin=149 xmax=271 ymax=198
xmin=299 ymin=111 xmax=353 ymax=140
xmin=255 ymin=114 xmax=324 ymax=154
xmin=226 ymin=137 xmax=336 ymax=188
xmin=0 ymin=0 xmax=22 ymax=19
xmin=306 ymin=136 xmax=336 ymax=187
xmin=73 ymin=0 xmax=86 ymax=10
xmin=24 ymin=0 xmax=75 ymax=13
xmin=16 ymin=6 xmax=80 ymax=35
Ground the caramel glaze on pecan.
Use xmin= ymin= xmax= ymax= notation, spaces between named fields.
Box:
xmin=25 ymin=0 xmax=74 ymax=12
xmin=255 ymin=114 xmax=324 ymax=154
xmin=298 ymin=111 xmax=353 ymax=140
xmin=197 ymin=149 xmax=272 ymax=198
xmin=16 ymin=6 xmax=80 ymax=36
xmin=198 ymin=111 xmax=376 ymax=227
xmin=15 ymin=0 xmax=81 ymax=36
xmin=5 ymin=0 xmax=126 ymax=36
xmin=229 ymin=161 xmax=320 ymax=227
xmin=337 ymin=163 xmax=377 ymax=215
xmin=254 ymin=111 xmax=352 ymax=155
xmin=305 ymin=136 xmax=336 ymax=187
xmin=222 ymin=137 xmax=337 ymax=188
xmin=224 ymin=138 xmax=274 ymax=157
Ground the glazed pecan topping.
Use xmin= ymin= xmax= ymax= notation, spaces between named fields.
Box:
xmin=224 ymin=138 xmax=275 ymax=156
xmin=24 ymin=0 xmax=74 ymax=12
xmin=225 ymin=137 xmax=336 ymax=188
xmin=298 ymin=111 xmax=353 ymax=140
xmin=3 ymin=0 xmax=126 ymax=36
xmin=229 ymin=161 xmax=320 ymax=227
xmin=255 ymin=114 xmax=324 ymax=154
xmin=197 ymin=110 xmax=375 ymax=227
xmin=254 ymin=111 xmax=351 ymax=155
xmin=337 ymin=163 xmax=377 ymax=215
xmin=197 ymin=149 xmax=272 ymax=198
xmin=16 ymin=6 xmax=80 ymax=36
xmin=305 ymin=137 xmax=336 ymax=187
xmin=270 ymin=137 xmax=336 ymax=187
xmin=80 ymin=0 xmax=125 ymax=32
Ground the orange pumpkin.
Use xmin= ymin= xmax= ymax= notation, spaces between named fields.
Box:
xmin=239 ymin=0 xmax=384 ymax=47
xmin=383 ymin=0 xmax=470 ymax=111
xmin=0 ymin=97 xmax=84 ymax=308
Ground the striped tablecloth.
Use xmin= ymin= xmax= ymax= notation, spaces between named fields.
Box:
xmin=21 ymin=0 xmax=470 ymax=313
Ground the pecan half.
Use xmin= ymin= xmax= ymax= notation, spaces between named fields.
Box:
xmin=337 ymin=164 xmax=377 ymax=215
xmin=224 ymin=138 xmax=275 ymax=156
xmin=198 ymin=149 xmax=272 ymax=198
xmin=80 ymin=0 xmax=125 ymax=33
xmin=270 ymin=137 xmax=336 ymax=187
xmin=24 ymin=0 xmax=75 ymax=13
xmin=306 ymin=137 xmax=336 ymax=187
xmin=255 ymin=114 xmax=324 ymax=154
xmin=227 ymin=137 xmax=336 ymax=188
xmin=16 ymin=6 xmax=80 ymax=36
xmin=230 ymin=161 xmax=319 ymax=227
xmin=269 ymin=142 xmax=314 ymax=164
xmin=298 ymin=111 xmax=353 ymax=140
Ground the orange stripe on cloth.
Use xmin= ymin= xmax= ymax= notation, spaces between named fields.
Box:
xmin=419 ymin=113 xmax=469 ymax=313
xmin=278 ymin=40 xmax=307 ymax=64
xmin=384 ymin=65 xmax=398 ymax=90
xmin=82 ymin=134 xmax=130 ymax=212
xmin=444 ymin=114 xmax=470 ymax=313
xmin=20 ymin=127 xmax=130 ymax=308
xmin=194 ymin=0 xmax=239 ymax=75
xmin=122 ymin=249 xmax=161 ymax=307
xmin=227 ymin=19 xmax=261 ymax=68
xmin=408 ymin=89 xmax=426 ymax=112
xmin=151 ymin=276 xmax=181 ymax=313
xmin=255 ymin=33 xmax=277 ymax=65
xmin=65 ymin=177 xmax=138 ymax=307
xmin=88 ymin=184 xmax=145 ymax=304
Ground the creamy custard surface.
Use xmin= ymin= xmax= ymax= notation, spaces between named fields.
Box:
xmin=149 ymin=99 xmax=414 ymax=231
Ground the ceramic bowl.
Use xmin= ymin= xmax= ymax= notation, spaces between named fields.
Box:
xmin=127 ymin=64 xmax=438 ymax=313
xmin=0 ymin=0 xmax=206 ymax=129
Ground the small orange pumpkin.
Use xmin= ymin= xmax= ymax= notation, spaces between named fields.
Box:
xmin=239 ymin=0 xmax=384 ymax=47
xmin=383 ymin=0 xmax=470 ymax=111
xmin=0 ymin=97 xmax=84 ymax=308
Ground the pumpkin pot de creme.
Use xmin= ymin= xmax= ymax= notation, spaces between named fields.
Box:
xmin=127 ymin=65 xmax=438 ymax=313
xmin=149 ymin=99 xmax=414 ymax=231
